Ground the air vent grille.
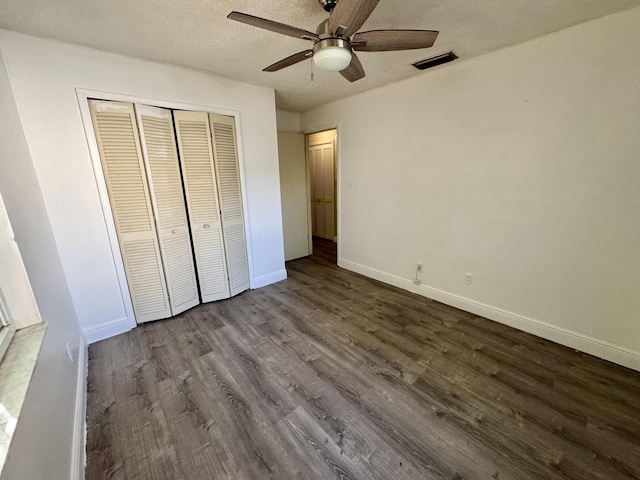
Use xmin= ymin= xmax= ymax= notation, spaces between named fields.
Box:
xmin=413 ymin=52 xmax=458 ymax=71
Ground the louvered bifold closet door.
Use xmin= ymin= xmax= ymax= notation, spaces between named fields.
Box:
xmin=209 ymin=114 xmax=250 ymax=297
xmin=136 ymin=104 xmax=199 ymax=315
xmin=89 ymin=100 xmax=171 ymax=323
xmin=173 ymin=111 xmax=231 ymax=302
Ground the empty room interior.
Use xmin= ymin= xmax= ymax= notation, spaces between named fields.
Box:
xmin=0 ymin=0 xmax=639 ymax=478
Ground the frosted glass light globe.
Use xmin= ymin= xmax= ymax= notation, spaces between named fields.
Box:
xmin=313 ymin=46 xmax=352 ymax=72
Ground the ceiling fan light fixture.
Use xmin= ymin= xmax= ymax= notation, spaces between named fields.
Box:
xmin=313 ymin=38 xmax=352 ymax=72
xmin=228 ymin=0 xmax=440 ymax=82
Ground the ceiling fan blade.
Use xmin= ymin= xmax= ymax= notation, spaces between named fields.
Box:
xmin=228 ymin=12 xmax=319 ymax=41
xmin=328 ymin=0 xmax=380 ymax=38
xmin=263 ymin=50 xmax=314 ymax=72
xmin=352 ymin=30 xmax=439 ymax=52
xmin=340 ymin=52 xmax=365 ymax=82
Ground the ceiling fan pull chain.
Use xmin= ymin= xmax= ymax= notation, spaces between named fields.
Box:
xmin=311 ymin=59 xmax=315 ymax=82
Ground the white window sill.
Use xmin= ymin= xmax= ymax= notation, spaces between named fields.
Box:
xmin=0 ymin=323 xmax=46 ymax=474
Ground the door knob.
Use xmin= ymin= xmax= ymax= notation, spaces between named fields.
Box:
xmin=172 ymin=228 xmax=178 ymax=234
xmin=203 ymin=224 xmax=210 ymax=229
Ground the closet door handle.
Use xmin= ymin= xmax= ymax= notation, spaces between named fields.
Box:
xmin=172 ymin=228 xmax=178 ymax=234
xmin=203 ymin=224 xmax=210 ymax=229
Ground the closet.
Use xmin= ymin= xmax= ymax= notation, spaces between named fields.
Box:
xmin=89 ymin=100 xmax=249 ymax=324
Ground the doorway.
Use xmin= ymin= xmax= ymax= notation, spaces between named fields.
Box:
xmin=307 ymin=129 xmax=337 ymax=263
xmin=307 ymin=128 xmax=337 ymax=238
xmin=276 ymin=127 xmax=338 ymax=264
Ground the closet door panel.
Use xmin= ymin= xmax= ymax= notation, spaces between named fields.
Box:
xmin=209 ymin=114 xmax=250 ymax=297
xmin=321 ymin=144 xmax=335 ymax=239
xmin=174 ymin=110 xmax=231 ymax=302
xmin=89 ymin=100 xmax=170 ymax=323
xmin=136 ymin=104 xmax=199 ymax=315
xmin=309 ymin=146 xmax=325 ymax=238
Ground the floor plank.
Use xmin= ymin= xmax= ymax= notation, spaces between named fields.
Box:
xmin=86 ymin=239 xmax=640 ymax=479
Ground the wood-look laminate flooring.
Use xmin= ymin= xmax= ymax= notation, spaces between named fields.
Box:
xmin=86 ymin=239 xmax=640 ymax=480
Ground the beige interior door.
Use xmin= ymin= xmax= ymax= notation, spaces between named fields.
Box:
xmin=277 ymin=132 xmax=311 ymax=261
xmin=309 ymin=140 xmax=335 ymax=240
xmin=89 ymin=100 xmax=171 ymax=323
xmin=136 ymin=104 xmax=199 ymax=316
xmin=173 ymin=110 xmax=231 ymax=303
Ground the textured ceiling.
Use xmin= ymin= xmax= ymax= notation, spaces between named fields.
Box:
xmin=1 ymin=0 xmax=639 ymax=112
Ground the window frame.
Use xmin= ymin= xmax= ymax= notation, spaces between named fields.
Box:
xmin=0 ymin=288 xmax=16 ymax=363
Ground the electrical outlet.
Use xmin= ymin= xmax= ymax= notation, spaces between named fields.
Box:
xmin=66 ymin=341 xmax=74 ymax=363
xmin=464 ymin=273 xmax=473 ymax=285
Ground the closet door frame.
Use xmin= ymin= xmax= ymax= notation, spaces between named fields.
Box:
xmin=77 ymin=89 xmax=255 ymax=329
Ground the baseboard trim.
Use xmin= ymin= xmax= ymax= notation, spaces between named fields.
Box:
xmin=339 ymin=258 xmax=640 ymax=372
xmin=252 ymin=269 xmax=288 ymax=289
xmin=83 ymin=317 xmax=134 ymax=344
xmin=70 ymin=335 xmax=88 ymax=480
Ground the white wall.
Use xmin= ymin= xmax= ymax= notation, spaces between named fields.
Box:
xmin=276 ymin=110 xmax=301 ymax=133
xmin=0 ymin=51 xmax=84 ymax=480
xmin=0 ymin=30 xmax=286 ymax=342
xmin=301 ymin=7 xmax=640 ymax=370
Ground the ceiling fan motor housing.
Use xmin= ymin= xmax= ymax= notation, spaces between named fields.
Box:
xmin=316 ymin=18 xmax=337 ymax=38
xmin=313 ymin=18 xmax=353 ymax=72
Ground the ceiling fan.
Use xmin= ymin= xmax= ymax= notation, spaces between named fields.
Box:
xmin=228 ymin=0 xmax=439 ymax=82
